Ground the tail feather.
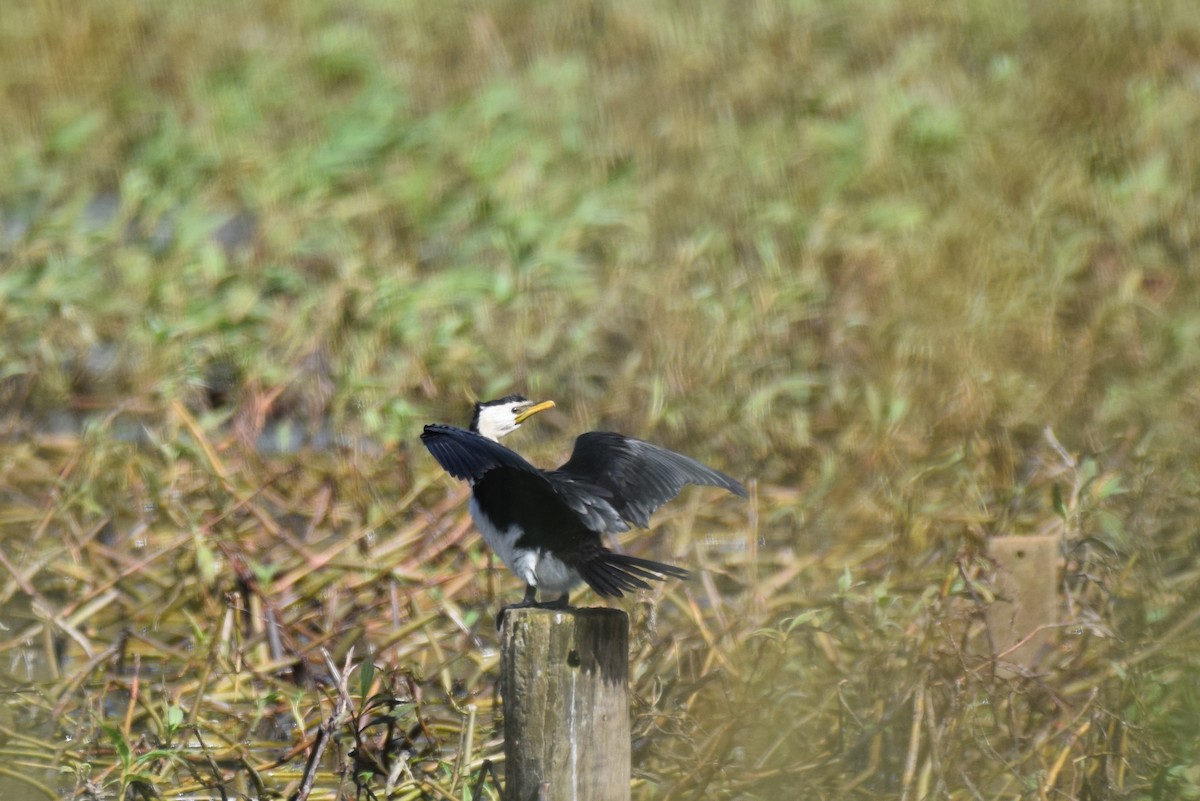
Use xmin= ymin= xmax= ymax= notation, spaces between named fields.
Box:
xmin=583 ymin=563 xmax=626 ymax=597
xmin=578 ymin=551 xmax=690 ymax=598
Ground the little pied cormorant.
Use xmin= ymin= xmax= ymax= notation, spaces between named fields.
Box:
xmin=421 ymin=395 xmax=746 ymax=611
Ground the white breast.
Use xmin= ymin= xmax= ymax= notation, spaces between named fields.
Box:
xmin=467 ymin=496 xmax=583 ymax=594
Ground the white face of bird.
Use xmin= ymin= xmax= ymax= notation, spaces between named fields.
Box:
xmin=472 ymin=397 xmax=555 ymax=442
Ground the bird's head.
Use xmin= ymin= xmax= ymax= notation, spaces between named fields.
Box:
xmin=470 ymin=395 xmax=556 ymax=442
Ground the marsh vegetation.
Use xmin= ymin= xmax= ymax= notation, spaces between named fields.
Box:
xmin=1 ymin=1 xmax=1198 ymax=798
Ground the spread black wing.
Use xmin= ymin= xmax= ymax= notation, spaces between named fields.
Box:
xmin=553 ymin=431 xmax=747 ymax=529
xmin=420 ymin=424 xmax=539 ymax=482
xmin=420 ymin=424 xmax=627 ymax=534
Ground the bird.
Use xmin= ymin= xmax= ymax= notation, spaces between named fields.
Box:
xmin=421 ymin=395 xmax=746 ymax=614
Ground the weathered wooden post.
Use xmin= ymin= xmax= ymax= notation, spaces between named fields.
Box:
xmin=499 ymin=607 xmax=630 ymax=801
xmin=987 ymin=535 xmax=1059 ymax=672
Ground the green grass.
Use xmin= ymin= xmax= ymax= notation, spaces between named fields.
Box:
xmin=1 ymin=0 xmax=1198 ymax=798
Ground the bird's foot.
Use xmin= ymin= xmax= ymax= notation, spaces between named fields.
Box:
xmin=495 ymin=600 xmax=535 ymax=630
xmin=496 ymin=590 xmax=572 ymax=629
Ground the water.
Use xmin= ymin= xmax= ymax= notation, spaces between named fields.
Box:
xmin=0 ymin=595 xmax=63 ymax=800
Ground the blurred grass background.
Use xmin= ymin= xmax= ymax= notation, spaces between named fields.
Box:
xmin=1 ymin=0 xmax=1198 ymax=799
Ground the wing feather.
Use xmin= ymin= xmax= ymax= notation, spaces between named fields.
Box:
xmin=554 ymin=432 xmax=746 ymax=528
xmin=420 ymin=424 xmax=539 ymax=482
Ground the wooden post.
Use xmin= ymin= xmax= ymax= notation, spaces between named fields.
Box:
xmin=987 ymin=535 xmax=1059 ymax=672
xmin=499 ymin=607 xmax=630 ymax=801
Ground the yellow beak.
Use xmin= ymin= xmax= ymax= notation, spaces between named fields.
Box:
xmin=514 ymin=399 xmax=556 ymax=424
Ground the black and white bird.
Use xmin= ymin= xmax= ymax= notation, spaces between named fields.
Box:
xmin=421 ymin=395 xmax=746 ymax=612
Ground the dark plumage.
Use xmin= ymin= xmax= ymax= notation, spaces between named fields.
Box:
xmin=421 ymin=396 xmax=745 ymax=612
